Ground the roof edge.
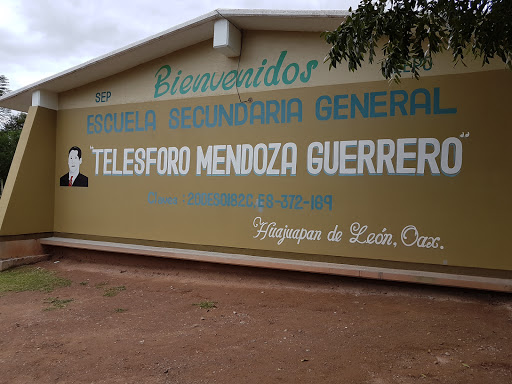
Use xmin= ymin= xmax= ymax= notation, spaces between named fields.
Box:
xmin=217 ymin=9 xmax=350 ymax=17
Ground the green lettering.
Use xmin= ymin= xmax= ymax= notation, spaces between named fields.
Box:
xmin=154 ymin=65 xmax=171 ymax=98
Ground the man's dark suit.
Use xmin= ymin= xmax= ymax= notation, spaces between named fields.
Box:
xmin=60 ymin=173 xmax=88 ymax=187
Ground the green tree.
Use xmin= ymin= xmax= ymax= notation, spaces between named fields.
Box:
xmin=0 ymin=75 xmax=10 ymax=125
xmin=2 ymin=112 xmax=26 ymax=132
xmin=0 ymin=112 xmax=26 ymax=190
xmin=323 ymin=0 xmax=512 ymax=82
xmin=0 ymin=75 xmax=27 ymax=192
xmin=0 ymin=75 xmax=8 ymax=96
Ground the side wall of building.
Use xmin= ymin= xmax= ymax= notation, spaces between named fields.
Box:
xmin=0 ymin=106 xmax=56 ymax=237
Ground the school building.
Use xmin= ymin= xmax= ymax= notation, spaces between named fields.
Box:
xmin=0 ymin=10 xmax=510 ymax=291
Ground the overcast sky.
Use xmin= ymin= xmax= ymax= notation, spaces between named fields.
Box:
xmin=0 ymin=0 xmax=360 ymax=93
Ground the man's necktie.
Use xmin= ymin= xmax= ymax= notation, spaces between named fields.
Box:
xmin=69 ymin=176 xmax=73 ymax=186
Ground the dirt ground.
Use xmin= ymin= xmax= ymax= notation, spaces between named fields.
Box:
xmin=0 ymin=253 xmax=511 ymax=384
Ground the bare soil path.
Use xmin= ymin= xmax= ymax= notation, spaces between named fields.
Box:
xmin=0 ymin=254 xmax=511 ymax=384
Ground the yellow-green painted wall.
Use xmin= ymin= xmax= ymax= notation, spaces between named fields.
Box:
xmin=53 ymin=69 xmax=512 ymax=271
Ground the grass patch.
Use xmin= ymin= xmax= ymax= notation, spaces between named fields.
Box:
xmin=79 ymin=281 xmax=89 ymax=286
xmin=44 ymin=297 xmax=74 ymax=311
xmin=0 ymin=267 xmax=71 ymax=293
xmin=95 ymin=282 xmax=109 ymax=289
xmin=114 ymin=308 xmax=128 ymax=313
xmin=104 ymin=286 xmax=126 ymax=297
xmin=193 ymin=301 xmax=217 ymax=309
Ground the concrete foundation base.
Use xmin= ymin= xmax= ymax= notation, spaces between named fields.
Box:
xmin=0 ymin=254 xmax=51 ymax=271
xmin=0 ymin=238 xmax=45 ymax=260
xmin=0 ymin=238 xmax=50 ymax=271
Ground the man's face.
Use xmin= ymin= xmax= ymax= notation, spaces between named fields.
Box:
xmin=68 ymin=150 xmax=82 ymax=173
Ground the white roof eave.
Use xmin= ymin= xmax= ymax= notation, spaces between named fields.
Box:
xmin=0 ymin=9 xmax=348 ymax=112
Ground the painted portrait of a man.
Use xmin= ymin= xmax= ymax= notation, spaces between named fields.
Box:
xmin=60 ymin=146 xmax=88 ymax=187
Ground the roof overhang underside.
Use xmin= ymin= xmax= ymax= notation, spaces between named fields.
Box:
xmin=0 ymin=9 xmax=348 ymax=112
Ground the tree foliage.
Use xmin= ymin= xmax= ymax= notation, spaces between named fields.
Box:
xmin=2 ymin=112 xmax=26 ymax=132
xmin=0 ymin=76 xmax=26 ymax=186
xmin=0 ymin=128 xmax=22 ymax=186
xmin=0 ymin=75 xmax=10 ymax=125
xmin=0 ymin=75 xmax=8 ymax=95
xmin=323 ymin=0 xmax=512 ymax=81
